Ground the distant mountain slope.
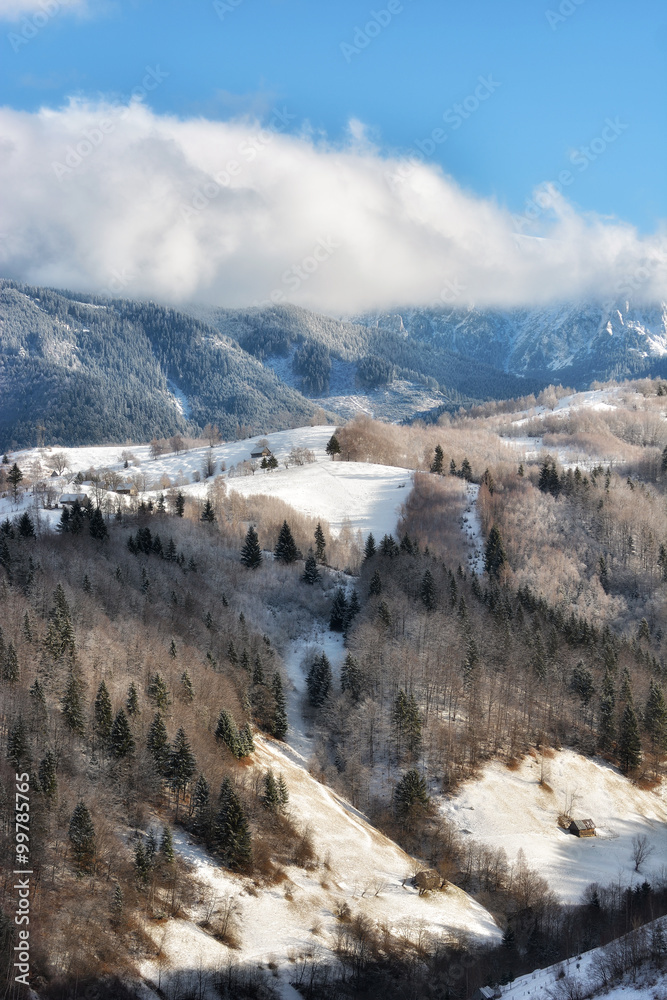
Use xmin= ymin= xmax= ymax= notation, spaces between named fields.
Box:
xmin=356 ymin=300 xmax=667 ymax=385
xmin=0 ymin=281 xmax=327 ymax=449
xmin=188 ymin=302 xmax=543 ymax=409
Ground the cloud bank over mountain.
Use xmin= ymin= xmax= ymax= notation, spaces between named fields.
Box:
xmin=0 ymin=99 xmax=665 ymax=313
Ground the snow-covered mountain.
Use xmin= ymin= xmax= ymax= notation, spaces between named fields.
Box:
xmin=356 ymin=301 xmax=667 ymax=384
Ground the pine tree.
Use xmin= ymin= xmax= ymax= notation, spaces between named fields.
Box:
xmin=430 ymin=445 xmax=444 ymax=474
xmin=381 ymin=534 xmax=398 ymax=557
xmin=180 ymin=670 xmax=195 ymax=702
xmin=146 ymin=713 xmax=170 ymax=775
xmin=201 ymin=499 xmax=216 ymax=523
xmin=341 ymin=653 xmax=362 ymax=701
xmin=17 ymin=512 xmax=35 ymax=538
xmin=420 ymin=570 xmax=436 ymax=610
xmin=62 ymin=672 xmax=85 ymax=736
xmin=274 ymin=520 xmax=298 ymax=564
xmin=369 ymin=570 xmax=382 ymax=596
xmin=394 ymin=769 xmax=429 ymax=820
xmin=329 ymin=587 xmax=348 ymax=631
xmin=392 ymin=690 xmax=422 ymax=760
xmin=2 ymin=642 xmax=19 ymax=683
xmin=314 ymin=522 xmax=326 ymax=562
xmin=237 ymin=723 xmax=255 ymax=757
xmin=307 ymin=652 xmax=332 ymax=707
xmin=618 ymin=702 xmax=642 ymax=773
xmin=126 ymin=682 xmax=140 ymax=717
xmin=22 ymin=612 xmax=32 ymax=643
xmin=378 ymin=601 xmax=392 ymax=628
xmin=460 ymin=458 xmax=473 ymax=481
xmin=111 ymin=883 xmax=124 ymax=924
xmin=94 ymin=680 xmax=113 ymax=745
xmin=325 ymin=434 xmax=341 ymax=460
xmin=7 ymin=463 xmax=23 ymax=502
xmin=364 ymin=533 xmax=376 ymax=559
xmin=133 ymin=841 xmax=151 ymax=885
xmin=167 ymin=728 xmax=197 ymax=814
xmin=215 ymin=709 xmax=240 ymax=757
xmin=277 ymin=773 xmax=289 ymax=807
xmin=240 ymin=525 xmax=262 ymax=569
xmin=165 ymin=537 xmax=177 ymax=561
xmin=302 ymin=551 xmax=320 ymax=584
xmin=270 ymin=671 xmax=288 ymax=740
xmin=68 ymin=802 xmax=96 ymax=871
xmin=192 ymin=773 xmax=211 ymax=832
xmin=215 ymin=777 xmax=252 ymax=870
xmin=645 ymin=680 xmax=667 ymax=754
xmin=38 ymin=750 xmax=57 ymax=804
xmin=110 ymin=708 xmax=135 ymax=759
xmin=252 ymin=654 xmax=264 ymax=686
xmin=174 ymin=491 xmax=185 ymax=517
xmin=45 ymin=584 xmax=76 ymax=659
xmin=6 ymin=716 xmax=30 ymax=768
xmin=89 ymin=506 xmax=108 ymax=541
xmin=484 ymin=525 xmax=507 ymax=579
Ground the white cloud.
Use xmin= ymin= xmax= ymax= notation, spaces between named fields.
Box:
xmin=0 ymin=98 xmax=665 ymax=314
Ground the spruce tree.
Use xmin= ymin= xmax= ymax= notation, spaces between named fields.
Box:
xmin=645 ymin=680 xmax=667 ymax=754
xmin=302 ymin=551 xmax=320 ymax=584
xmin=215 ymin=709 xmax=240 ymax=757
xmin=215 ymin=777 xmax=252 ymax=869
xmin=262 ymin=770 xmax=281 ymax=811
xmin=252 ymin=654 xmax=264 ymax=686
xmin=420 ymin=570 xmax=436 ymax=610
xmin=369 ymin=570 xmax=382 ymax=596
xmin=38 ymin=751 xmax=57 ymax=804
xmin=126 ymin=682 xmax=140 ymax=717
xmin=147 ymin=672 xmax=170 ymax=710
xmin=270 ymin=671 xmax=288 ymax=740
xmin=2 ymin=642 xmax=19 ymax=683
xmin=394 ymin=769 xmax=429 ymax=820
xmin=167 ymin=728 xmax=197 ymax=814
xmin=430 ymin=445 xmax=444 ymax=474
xmin=274 ymin=520 xmax=298 ymax=564
xmin=133 ymin=841 xmax=151 ymax=885
xmin=174 ymin=492 xmax=186 ymax=517
xmin=192 ymin=773 xmax=211 ymax=836
xmin=94 ymin=680 xmax=113 ymax=745
xmin=460 ymin=458 xmax=473 ymax=481
xmin=618 ymin=702 xmax=642 ymax=774
xmin=325 ymin=434 xmax=341 ymax=459
xmin=6 ymin=716 xmax=30 ymax=768
xmin=180 ymin=670 xmax=195 ymax=702
xmin=62 ymin=672 xmax=86 ymax=736
xmin=110 ymin=708 xmax=135 ymax=759
xmin=89 ymin=506 xmax=108 ymax=541
xmin=17 ymin=512 xmax=35 ymax=538
xmin=159 ymin=826 xmax=175 ymax=865
xmin=484 ymin=525 xmax=507 ymax=579
xmin=329 ymin=587 xmax=348 ymax=631
xmin=68 ymin=802 xmax=96 ymax=871
xmin=314 ymin=522 xmax=326 ymax=562
xmin=57 ymin=506 xmax=71 ymax=534
xmin=277 ymin=774 xmax=289 ymax=807
xmin=201 ymin=499 xmax=216 ymax=523
xmin=7 ymin=463 xmax=23 ymax=502
xmin=146 ymin=713 xmax=170 ymax=775
xmin=307 ymin=652 xmax=332 ymax=707
xmin=364 ymin=533 xmax=376 ymax=560
xmin=598 ymin=668 xmax=616 ymax=751
xmin=341 ymin=653 xmax=362 ymax=701
xmin=240 ymin=525 xmax=262 ymax=569
xmin=22 ymin=612 xmax=32 ymax=644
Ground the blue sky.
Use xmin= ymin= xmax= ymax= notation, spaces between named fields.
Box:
xmin=2 ymin=0 xmax=665 ymax=232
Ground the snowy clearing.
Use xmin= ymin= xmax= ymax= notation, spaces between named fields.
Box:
xmin=442 ymin=750 xmax=667 ymax=904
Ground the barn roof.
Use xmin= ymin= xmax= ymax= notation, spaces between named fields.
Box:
xmin=571 ymin=818 xmax=595 ymax=831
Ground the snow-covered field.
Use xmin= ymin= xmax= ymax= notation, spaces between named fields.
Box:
xmin=7 ymin=425 xmax=410 ymax=541
xmin=139 ymin=737 xmax=500 ymax=997
xmin=442 ymin=750 xmax=667 ymax=904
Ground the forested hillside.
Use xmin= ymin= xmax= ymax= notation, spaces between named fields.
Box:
xmin=0 ymin=282 xmax=326 ymax=449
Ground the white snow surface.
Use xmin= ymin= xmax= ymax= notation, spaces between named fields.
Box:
xmin=139 ymin=738 xmax=500 ymax=995
xmin=6 ymin=426 xmax=410 ymax=541
xmin=442 ymin=750 xmax=667 ymax=905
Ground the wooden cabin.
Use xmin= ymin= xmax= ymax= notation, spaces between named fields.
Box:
xmin=570 ymin=818 xmax=596 ymax=838
xmin=472 ymin=988 xmax=501 ymax=1000
xmin=250 ymin=447 xmax=272 ymax=459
